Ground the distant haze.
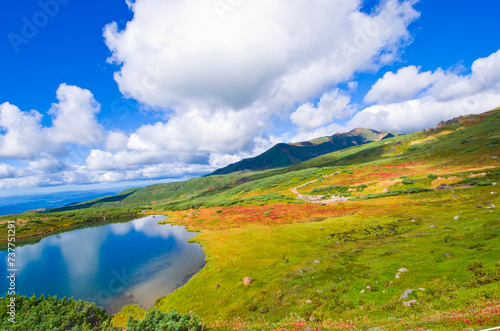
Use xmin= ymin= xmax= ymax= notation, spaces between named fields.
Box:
xmin=0 ymin=189 xmax=126 ymax=215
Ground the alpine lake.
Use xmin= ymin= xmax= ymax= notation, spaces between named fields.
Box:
xmin=0 ymin=215 xmax=206 ymax=314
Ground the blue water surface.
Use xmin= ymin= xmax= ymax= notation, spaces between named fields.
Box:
xmin=0 ymin=215 xmax=206 ymax=313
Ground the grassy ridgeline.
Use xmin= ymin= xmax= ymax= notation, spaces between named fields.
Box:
xmin=0 ymin=207 xmax=142 ymax=248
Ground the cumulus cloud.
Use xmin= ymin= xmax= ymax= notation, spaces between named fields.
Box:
xmin=104 ymin=0 xmax=419 ymax=113
xmin=0 ymin=84 xmax=109 ymax=189
xmin=291 ymin=89 xmax=353 ymax=130
xmin=29 ymin=154 xmax=66 ymax=174
xmin=105 ymin=130 xmax=129 ymax=152
xmin=0 ymin=163 xmax=18 ymax=179
xmin=364 ymin=66 xmax=442 ymax=104
xmin=47 ymin=84 xmax=105 ymax=146
xmin=0 ymin=84 xmax=104 ymax=160
xmin=0 ymin=103 xmax=49 ymax=159
xmin=90 ymin=107 xmax=268 ymax=171
xmin=351 ymin=49 xmax=500 ymax=132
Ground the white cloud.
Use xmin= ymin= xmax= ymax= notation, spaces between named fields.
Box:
xmin=291 ymin=89 xmax=352 ymax=130
xmin=0 ymin=84 xmax=104 ymax=160
xmin=208 ymin=135 xmax=281 ymax=169
xmin=351 ymin=49 xmax=500 ymax=132
xmin=28 ymin=154 xmax=66 ymax=174
xmin=289 ymin=122 xmax=351 ymax=144
xmin=0 ymin=163 xmax=17 ymax=179
xmin=0 ymin=103 xmax=49 ymax=159
xmin=88 ymin=107 xmax=267 ymax=171
xmin=104 ymin=0 xmax=419 ymax=113
xmin=47 ymin=84 xmax=105 ymax=146
xmin=105 ymin=130 xmax=129 ymax=152
xmin=430 ymin=49 xmax=500 ymax=101
xmin=347 ymin=81 xmax=358 ymax=91
xmin=364 ymin=65 xmax=442 ymax=104
xmin=350 ymin=92 xmax=500 ymax=133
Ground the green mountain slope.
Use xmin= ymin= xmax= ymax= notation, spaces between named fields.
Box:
xmin=208 ymin=128 xmax=396 ymax=175
xmin=291 ymin=107 xmax=500 ymax=171
xmin=43 ymin=107 xmax=499 ymax=213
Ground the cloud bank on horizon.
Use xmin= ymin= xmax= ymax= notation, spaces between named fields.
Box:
xmin=1 ymin=0 xmax=500 ymax=190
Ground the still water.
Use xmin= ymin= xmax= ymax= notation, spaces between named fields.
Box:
xmin=0 ymin=215 xmax=206 ymax=313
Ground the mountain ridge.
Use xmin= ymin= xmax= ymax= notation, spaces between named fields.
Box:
xmin=209 ymin=128 xmax=397 ymax=176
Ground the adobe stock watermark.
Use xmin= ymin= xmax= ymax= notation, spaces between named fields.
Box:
xmin=331 ymin=1 xmax=412 ymax=66
xmin=213 ymin=0 xmax=245 ymax=21
xmin=7 ymin=0 xmax=71 ymax=54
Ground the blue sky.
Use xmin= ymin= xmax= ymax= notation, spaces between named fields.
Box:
xmin=0 ymin=0 xmax=499 ymax=195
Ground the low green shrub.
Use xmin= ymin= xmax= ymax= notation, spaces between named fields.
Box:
xmin=403 ymin=187 xmax=432 ymax=194
xmin=126 ymin=309 xmax=203 ymax=331
xmin=402 ymin=178 xmax=415 ymax=185
xmin=0 ymin=294 xmax=113 ymax=330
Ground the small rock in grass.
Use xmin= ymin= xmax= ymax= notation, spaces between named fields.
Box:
xmin=215 ymin=284 xmax=220 ymax=289
xmin=314 ymin=260 xmax=320 ymax=264
xmin=477 ymin=205 xmax=483 ymax=208
xmin=400 ymin=289 xmax=413 ymax=299
xmin=430 ymin=225 xmax=436 ymax=228
xmin=243 ymin=277 xmax=253 ymax=286
xmin=453 ymin=216 xmax=459 ymax=220
xmin=436 ymin=183 xmax=451 ymax=190
xmin=398 ymin=267 xmax=408 ymax=273
xmin=403 ymin=300 xmax=417 ymax=307
xmin=306 ymin=299 xmax=312 ymax=304
xmin=444 ymin=253 xmax=450 ymax=257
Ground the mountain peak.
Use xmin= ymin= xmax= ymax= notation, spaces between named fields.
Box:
xmin=209 ymin=128 xmax=399 ymax=176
